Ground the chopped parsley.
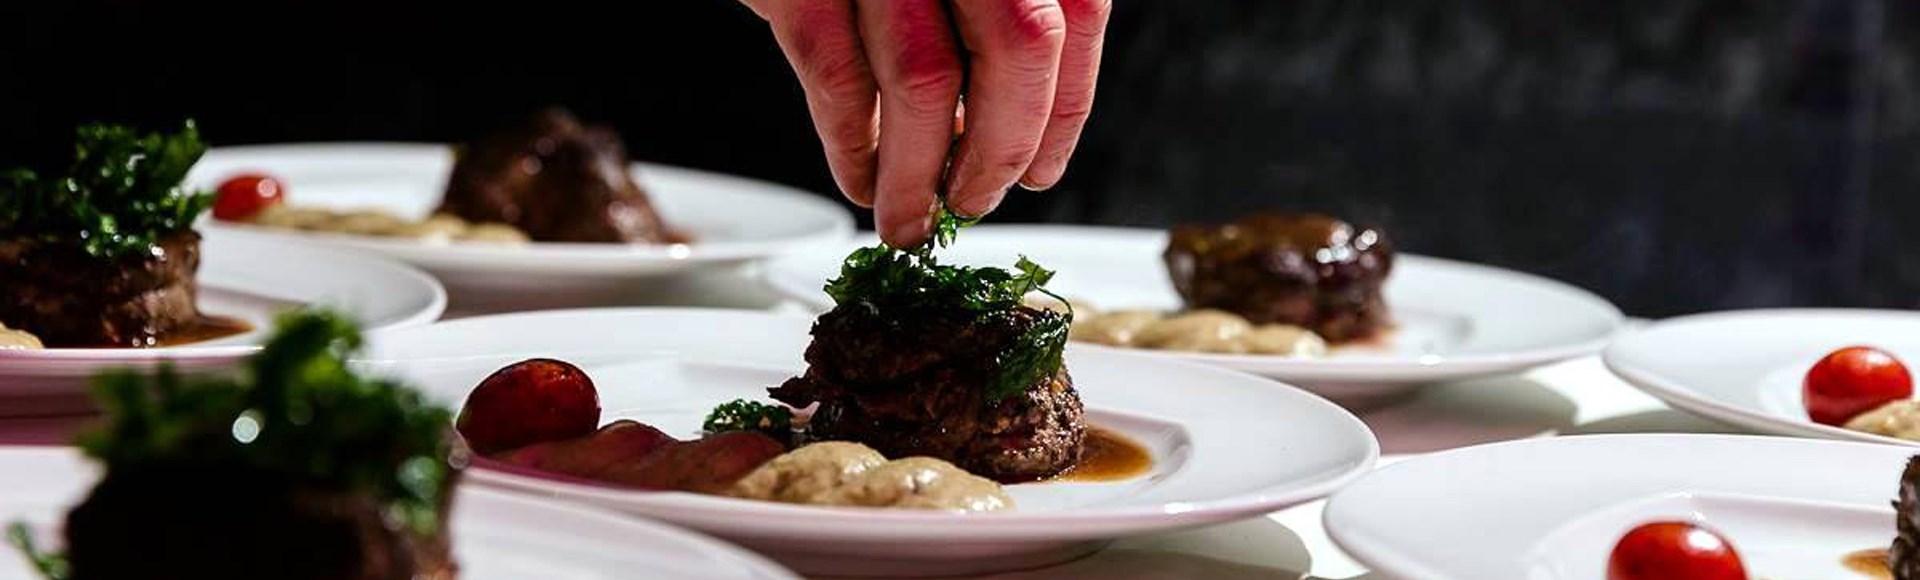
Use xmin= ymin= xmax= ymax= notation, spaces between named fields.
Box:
xmin=77 ymin=309 xmax=459 ymax=536
xmin=0 ymin=122 xmax=214 ymax=258
xmin=823 ymin=206 xmax=1072 ymax=401
xmin=703 ymin=399 xmax=793 ymax=438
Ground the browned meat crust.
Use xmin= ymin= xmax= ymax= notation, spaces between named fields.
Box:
xmin=438 ymin=108 xmax=676 ymax=244
xmin=1164 ymin=213 xmax=1393 ymax=343
xmin=771 ymin=304 xmax=1085 ymax=483
xmin=0 ymin=231 xmax=202 ymax=347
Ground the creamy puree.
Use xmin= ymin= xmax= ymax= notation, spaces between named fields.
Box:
xmin=0 ymin=322 xmax=43 ymax=350
xmin=247 ymin=205 xmax=530 ymax=243
xmin=1846 ymin=400 xmax=1920 ymax=441
xmin=728 ymin=442 xmax=1012 ymax=512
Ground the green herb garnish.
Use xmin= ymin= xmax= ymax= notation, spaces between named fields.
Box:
xmin=0 ymin=122 xmax=214 ymax=258
xmin=8 ymin=522 xmax=67 ymax=580
xmin=703 ymin=399 xmax=793 ymax=438
xmin=76 ymin=309 xmax=459 ymax=536
xmin=824 ymin=206 xmax=1072 ymax=401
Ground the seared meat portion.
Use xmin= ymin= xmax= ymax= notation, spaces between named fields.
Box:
xmin=1896 ymin=455 xmax=1920 ymax=580
xmin=438 ymin=108 xmax=676 ymax=243
xmin=0 ymin=231 xmax=202 ymax=347
xmin=771 ymin=304 xmax=1085 ymax=482
xmin=1164 ymin=213 xmax=1393 ymax=343
xmin=65 ymin=461 xmax=456 ymax=580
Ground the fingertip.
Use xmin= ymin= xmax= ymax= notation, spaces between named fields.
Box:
xmin=949 ymin=186 xmax=1007 ymax=218
xmin=881 ymin=212 xmax=933 ymax=248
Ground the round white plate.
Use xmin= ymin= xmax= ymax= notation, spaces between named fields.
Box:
xmin=762 ymin=225 xmax=1624 ymax=397
xmin=0 ymin=446 xmax=797 ymax=580
xmin=1605 ymin=308 xmax=1920 ymax=446
xmin=363 ymin=308 xmax=1378 ymax=577
xmin=0 ymin=234 xmax=445 ymax=415
xmin=1325 ymin=434 xmax=1909 ymax=580
xmin=186 ymin=143 xmax=855 ymax=305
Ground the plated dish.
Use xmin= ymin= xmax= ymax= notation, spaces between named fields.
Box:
xmin=0 ymin=123 xmax=444 ymax=415
xmin=764 ymin=224 xmax=1623 ymax=397
xmin=365 ymin=307 xmax=1378 ymax=576
xmin=185 ymin=111 xmax=853 ymax=301
xmin=1325 ymin=434 xmax=1914 ymax=580
xmin=0 ymin=310 xmax=793 ymax=580
xmin=1604 ymin=309 xmax=1920 ymax=446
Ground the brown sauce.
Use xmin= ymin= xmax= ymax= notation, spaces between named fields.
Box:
xmin=1845 ymin=548 xmax=1892 ymax=579
xmin=1055 ymin=426 xmax=1153 ymax=482
xmin=117 ymin=315 xmax=251 ymax=348
xmin=158 ymin=315 xmax=253 ymax=346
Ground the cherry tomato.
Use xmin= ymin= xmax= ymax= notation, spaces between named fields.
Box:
xmin=1804 ymin=346 xmax=1913 ymax=426
xmin=456 ymin=358 xmax=601 ymax=455
xmin=212 ymin=174 xmax=286 ymax=221
xmin=1608 ymin=521 xmax=1747 ymax=580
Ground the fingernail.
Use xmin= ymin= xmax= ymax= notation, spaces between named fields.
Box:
xmin=884 ymin=212 xmax=932 ymax=248
xmin=950 ymin=187 xmax=1006 ymax=217
xmin=1017 ymin=178 xmax=1053 ymax=192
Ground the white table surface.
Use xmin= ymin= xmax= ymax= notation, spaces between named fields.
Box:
xmin=0 ymin=268 xmax=1734 ymax=580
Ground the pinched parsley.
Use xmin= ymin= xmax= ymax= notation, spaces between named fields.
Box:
xmin=823 ymin=206 xmax=1072 ymax=401
xmin=0 ymin=122 xmax=214 ymax=258
xmin=78 ymin=310 xmax=459 ymax=535
xmin=703 ymin=399 xmax=793 ymax=438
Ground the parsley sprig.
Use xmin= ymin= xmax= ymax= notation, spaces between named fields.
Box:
xmin=823 ymin=206 xmax=1072 ymax=401
xmin=0 ymin=122 xmax=214 ymax=258
xmin=703 ymin=399 xmax=794 ymax=438
xmin=78 ymin=310 xmax=459 ymax=535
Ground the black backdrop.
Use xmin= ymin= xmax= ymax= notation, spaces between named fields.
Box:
xmin=5 ymin=0 xmax=1918 ymax=317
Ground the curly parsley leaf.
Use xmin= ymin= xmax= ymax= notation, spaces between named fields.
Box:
xmin=0 ymin=122 xmax=214 ymax=258
xmin=77 ymin=309 xmax=459 ymax=537
xmin=703 ymin=399 xmax=793 ymax=438
xmin=8 ymin=522 xmax=67 ymax=580
xmin=823 ymin=205 xmax=1072 ymax=402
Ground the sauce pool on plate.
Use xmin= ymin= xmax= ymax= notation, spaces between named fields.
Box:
xmin=1845 ymin=548 xmax=1891 ymax=579
xmin=1055 ymin=426 xmax=1153 ymax=482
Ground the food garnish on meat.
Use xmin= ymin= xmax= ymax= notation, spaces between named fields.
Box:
xmin=704 ymin=399 xmax=795 ymax=440
xmin=438 ymin=108 xmax=677 ymax=244
xmin=0 ymin=123 xmax=215 ymax=347
xmin=8 ymin=310 xmax=464 ymax=580
xmin=769 ymin=208 xmax=1086 ymax=482
xmin=1164 ymin=213 xmax=1393 ymax=343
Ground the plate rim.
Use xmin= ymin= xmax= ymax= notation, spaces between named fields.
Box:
xmin=0 ymin=238 xmax=446 ymax=363
xmin=762 ymin=225 xmax=1626 ymax=373
xmin=190 ymin=142 xmax=857 ymax=264
xmin=1603 ymin=307 xmax=1920 ymax=447
xmin=1323 ymin=432 xmax=1912 ymax=580
xmin=0 ymin=445 xmax=799 ymax=580
xmin=366 ymin=306 xmax=1381 ymax=541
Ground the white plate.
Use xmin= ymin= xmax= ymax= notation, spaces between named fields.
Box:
xmin=1324 ymin=434 xmax=1908 ymax=580
xmin=363 ymin=308 xmax=1378 ymax=577
xmin=0 ymin=234 xmax=445 ymax=416
xmin=1604 ymin=308 xmax=1920 ymax=446
xmin=187 ymin=143 xmax=853 ymax=305
xmin=0 ymin=446 xmax=797 ymax=580
xmin=762 ymin=225 xmax=1624 ymax=398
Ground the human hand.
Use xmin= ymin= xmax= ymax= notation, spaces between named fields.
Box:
xmin=739 ymin=0 xmax=1110 ymax=247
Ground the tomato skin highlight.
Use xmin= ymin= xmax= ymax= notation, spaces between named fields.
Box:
xmin=456 ymin=358 xmax=602 ymax=455
xmin=1804 ymin=346 xmax=1914 ymax=426
xmin=212 ymin=174 xmax=286 ymax=221
xmin=1607 ymin=521 xmax=1748 ymax=580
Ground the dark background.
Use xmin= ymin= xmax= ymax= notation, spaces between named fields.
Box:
xmin=2 ymin=0 xmax=1914 ymax=317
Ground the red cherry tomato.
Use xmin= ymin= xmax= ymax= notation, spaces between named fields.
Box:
xmin=212 ymin=174 xmax=286 ymax=221
xmin=456 ymin=358 xmax=602 ymax=455
xmin=1804 ymin=346 xmax=1913 ymax=426
xmin=1608 ymin=521 xmax=1748 ymax=580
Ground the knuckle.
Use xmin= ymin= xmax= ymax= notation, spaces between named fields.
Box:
xmin=1005 ymin=0 xmax=1068 ymax=51
xmin=1060 ymin=0 xmax=1112 ymax=25
xmin=892 ymin=63 xmax=963 ymax=114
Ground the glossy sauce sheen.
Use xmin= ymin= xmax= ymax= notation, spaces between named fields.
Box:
xmin=1845 ymin=548 xmax=1891 ymax=579
xmin=153 ymin=316 xmax=253 ymax=347
xmin=1055 ymin=427 xmax=1153 ymax=482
